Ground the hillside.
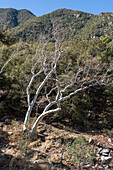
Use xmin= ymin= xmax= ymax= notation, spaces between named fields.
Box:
xmin=8 ymin=8 xmax=113 ymax=43
xmin=0 ymin=37 xmax=113 ymax=170
xmin=0 ymin=8 xmax=113 ymax=169
xmin=0 ymin=8 xmax=36 ymax=31
xmin=10 ymin=9 xmax=94 ymax=42
xmin=74 ymin=12 xmax=113 ymax=41
xmin=1 ymin=8 xmax=113 ymax=43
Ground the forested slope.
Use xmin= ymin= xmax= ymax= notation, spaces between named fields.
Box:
xmin=8 ymin=9 xmax=113 ymax=43
xmin=0 ymin=37 xmax=113 ymax=130
xmin=0 ymin=8 xmax=36 ymax=31
xmin=0 ymin=8 xmax=113 ymax=130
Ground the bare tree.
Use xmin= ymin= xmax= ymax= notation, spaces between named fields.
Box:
xmin=23 ymin=39 xmax=113 ymax=133
xmin=0 ymin=35 xmax=112 ymax=135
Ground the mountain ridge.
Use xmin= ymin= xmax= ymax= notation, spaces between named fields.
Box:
xmin=10 ymin=8 xmax=95 ymax=42
xmin=1 ymin=8 xmax=113 ymax=43
xmin=0 ymin=8 xmax=36 ymax=31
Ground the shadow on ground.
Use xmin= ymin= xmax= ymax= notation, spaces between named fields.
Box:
xmin=0 ymin=153 xmax=72 ymax=170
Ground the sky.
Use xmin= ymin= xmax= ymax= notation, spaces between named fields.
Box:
xmin=1 ymin=0 xmax=113 ymax=17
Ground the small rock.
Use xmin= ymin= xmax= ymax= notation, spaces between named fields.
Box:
xmin=88 ymin=138 xmax=94 ymax=144
xmin=97 ymin=147 xmax=103 ymax=153
xmin=36 ymin=153 xmax=42 ymax=156
xmin=100 ymin=148 xmax=110 ymax=154
xmin=5 ymin=119 xmax=10 ymax=123
xmin=83 ymin=164 xmax=91 ymax=169
xmin=108 ymin=138 xmax=112 ymax=142
xmin=61 ymin=154 xmax=64 ymax=160
xmin=101 ymin=156 xmax=112 ymax=163
xmin=102 ymin=153 xmax=109 ymax=156
xmin=35 ymin=153 xmax=46 ymax=158
xmin=50 ymin=136 xmax=56 ymax=140
xmin=92 ymin=165 xmax=96 ymax=169
xmin=79 ymin=162 xmax=84 ymax=166
xmin=98 ymin=165 xmax=104 ymax=169
xmin=104 ymin=165 xmax=109 ymax=169
xmin=3 ymin=144 xmax=8 ymax=148
xmin=8 ymin=132 xmax=13 ymax=135
xmin=33 ymin=159 xmax=49 ymax=164
xmin=33 ymin=159 xmax=41 ymax=163
xmin=96 ymin=153 xmax=101 ymax=158
xmin=96 ymin=142 xmax=103 ymax=147
xmin=110 ymin=151 xmax=113 ymax=156
xmin=33 ymin=159 xmax=50 ymax=169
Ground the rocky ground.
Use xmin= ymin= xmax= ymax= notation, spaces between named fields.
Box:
xmin=0 ymin=117 xmax=113 ymax=169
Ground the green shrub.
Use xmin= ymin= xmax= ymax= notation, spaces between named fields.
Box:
xmin=67 ymin=135 xmax=96 ymax=165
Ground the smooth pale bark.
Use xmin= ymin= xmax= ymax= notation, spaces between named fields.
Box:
xmin=26 ymin=70 xmax=43 ymax=106
xmin=23 ymin=59 xmax=59 ymax=131
xmin=31 ymin=107 xmax=61 ymax=133
xmin=30 ymin=85 xmax=93 ymax=133
xmin=23 ymin=39 xmax=113 ymax=134
xmin=23 ymin=68 xmax=55 ymax=131
xmin=23 ymin=43 xmax=61 ymax=131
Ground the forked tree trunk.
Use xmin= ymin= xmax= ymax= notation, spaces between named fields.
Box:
xmin=31 ymin=108 xmax=61 ymax=133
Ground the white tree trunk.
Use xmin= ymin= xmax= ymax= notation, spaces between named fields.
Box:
xmin=23 ymin=39 xmax=113 ymax=134
xmin=23 ymin=67 xmax=55 ymax=131
xmin=31 ymin=107 xmax=61 ymax=133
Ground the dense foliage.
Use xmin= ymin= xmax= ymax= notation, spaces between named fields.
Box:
xmin=0 ymin=8 xmax=35 ymax=31
xmin=0 ymin=36 xmax=113 ymax=130
xmin=7 ymin=9 xmax=113 ymax=43
xmin=1 ymin=8 xmax=113 ymax=44
xmin=0 ymin=8 xmax=113 ymax=130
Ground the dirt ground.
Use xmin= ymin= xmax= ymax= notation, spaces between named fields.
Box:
xmin=0 ymin=118 xmax=113 ymax=170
